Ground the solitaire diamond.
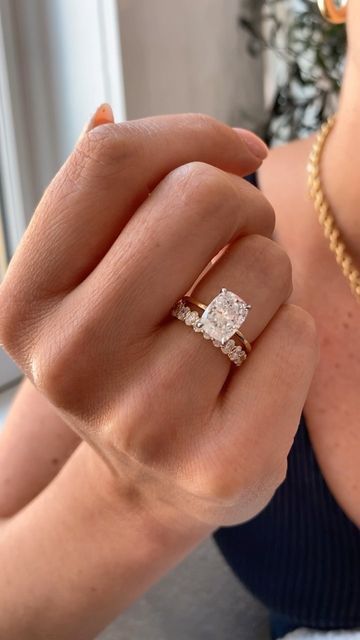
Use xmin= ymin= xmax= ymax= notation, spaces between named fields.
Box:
xmin=201 ymin=288 xmax=250 ymax=343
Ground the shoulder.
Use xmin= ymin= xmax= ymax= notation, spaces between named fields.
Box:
xmin=254 ymin=134 xmax=323 ymax=311
xmin=257 ymin=136 xmax=315 ymax=207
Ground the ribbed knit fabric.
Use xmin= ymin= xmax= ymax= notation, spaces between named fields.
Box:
xmin=214 ymin=418 xmax=360 ymax=628
xmin=214 ymin=173 xmax=360 ymax=629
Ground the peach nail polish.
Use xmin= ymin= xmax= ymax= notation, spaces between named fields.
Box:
xmin=93 ymin=103 xmax=114 ymax=127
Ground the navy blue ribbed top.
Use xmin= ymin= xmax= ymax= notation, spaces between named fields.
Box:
xmin=214 ymin=173 xmax=360 ymax=629
xmin=214 ymin=418 xmax=360 ymax=628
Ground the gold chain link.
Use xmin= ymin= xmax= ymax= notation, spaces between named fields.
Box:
xmin=308 ymin=115 xmax=360 ymax=301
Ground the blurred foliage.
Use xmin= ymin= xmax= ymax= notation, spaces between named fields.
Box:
xmin=240 ymin=0 xmax=347 ymax=143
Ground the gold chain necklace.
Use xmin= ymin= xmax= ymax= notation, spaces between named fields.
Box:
xmin=308 ymin=115 xmax=360 ymax=301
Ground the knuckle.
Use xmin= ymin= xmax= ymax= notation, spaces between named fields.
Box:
xmin=196 ymin=468 xmax=241 ymax=505
xmin=208 ymin=461 xmax=236 ymax=500
xmin=0 ymin=281 xmax=32 ymax=364
xmin=240 ymin=456 xmax=288 ymax=515
xmin=195 ymin=453 xmax=288 ymax=514
xmin=261 ymin=196 xmax=276 ymax=235
xmin=0 ymin=272 xmax=65 ymax=374
xmin=78 ymin=122 xmax=135 ymax=174
xmin=30 ymin=315 xmax=90 ymax=407
xmin=250 ymin=188 xmax=276 ymax=233
xmin=193 ymin=410 xmax=292 ymax=510
xmin=237 ymin=182 xmax=276 ymax=236
xmin=183 ymin=112 xmax=222 ymax=134
xmin=30 ymin=339 xmax=70 ymax=403
xmin=269 ymin=243 xmax=293 ymax=295
xmin=242 ymin=235 xmax=292 ymax=295
xmin=0 ymin=285 xmax=15 ymax=349
xmin=193 ymin=453 xmax=260 ymax=506
xmin=280 ymin=304 xmax=318 ymax=350
xmin=244 ymin=449 xmax=288 ymax=499
xmin=166 ymin=162 xmax=233 ymax=213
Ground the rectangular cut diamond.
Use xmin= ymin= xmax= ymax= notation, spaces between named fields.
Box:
xmin=201 ymin=289 xmax=249 ymax=343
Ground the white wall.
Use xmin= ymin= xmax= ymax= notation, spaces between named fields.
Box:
xmin=6 ymin=0 xmax=126 ymax=204
xmin=5 ymin=0 xmax=265 ymax=209
xmin=0 ymin=0 xmax=126 ymax=389
xmin=118 ymin=0 xmax=265 ymax=130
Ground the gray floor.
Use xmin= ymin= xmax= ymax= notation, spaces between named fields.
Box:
xmin=97 ymin=538 xmax=270 ymax=640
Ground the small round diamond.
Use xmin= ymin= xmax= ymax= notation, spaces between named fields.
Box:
xmin=212 ymin=340 xmax=222 ymax=348
xmin=230 ymin=346 xmax=244 ymax=361
xmin=185 ymin=311 xmax=199 ymax=326
xmin=179 ymin=306 xmax=190 ymax=321
xmin=221 ymin=339 xmax=235 ymax=355
xmin=231 ymin=347 xmax=247 ymax=366
xmin=203 ymin=332 xmax=211 ymax=340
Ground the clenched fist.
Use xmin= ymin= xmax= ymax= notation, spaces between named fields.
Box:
xmin=0 ymin=113 xmax=318 ymax=526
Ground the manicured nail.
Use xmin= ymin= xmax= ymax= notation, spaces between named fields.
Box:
xmin=79 ymin=103 xmax=114 ymax=139
xmin=233 ymin=128 xmax=268 ymax=160
xmin=93 ymin=103 xmax=114 ymax=127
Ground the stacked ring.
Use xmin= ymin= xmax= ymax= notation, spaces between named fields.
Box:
xmin=172 ymin=288 xmax=252 ymax=367
xmin=184 ymin=296 xmax=252 ymax=354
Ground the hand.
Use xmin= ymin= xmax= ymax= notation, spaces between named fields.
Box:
xmin=0 ymin=112 xmax=318 ymax=526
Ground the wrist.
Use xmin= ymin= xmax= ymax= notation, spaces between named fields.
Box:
xmin=82 ymin=443 xmax=213 ymax=545
xmin=0 ymin=441 xmax=212 ymax=639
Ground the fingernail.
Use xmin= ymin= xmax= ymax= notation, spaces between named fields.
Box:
xmin=93 ymin=103 xmax=114 ymax=127
xmin=233 ymin=128 xmax=268 ymax=160
xmin=79 ymin=103 xmax=114 ymax=139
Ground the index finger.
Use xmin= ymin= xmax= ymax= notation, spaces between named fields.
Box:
xmin=2 ymin=114 xmax=267 ymax=310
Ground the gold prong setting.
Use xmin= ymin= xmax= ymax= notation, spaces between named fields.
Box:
xmin=172 ymin=296 xmax=249 ymax=367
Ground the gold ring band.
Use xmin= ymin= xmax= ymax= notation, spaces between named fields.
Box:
xmin=184 ymin=296 xmax=252 ymax=354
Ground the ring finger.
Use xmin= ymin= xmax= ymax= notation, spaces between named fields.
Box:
xmin=157 ymin=232 xmax=293 ymax=397
xmin=68 ymin=162 xmax=275 ymax=342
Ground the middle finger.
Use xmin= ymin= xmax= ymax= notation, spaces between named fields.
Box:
xmin=71 ymin=162 xmax=275 ymax=338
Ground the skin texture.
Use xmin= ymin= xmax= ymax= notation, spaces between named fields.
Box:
xmin=0 ymin=112 xmax=317 ymax=525
xmin=0 ymin=379 xmax=80 ymax=517
xmin=0 ymin=106 xmax=318 ymax=638
xmin=8 ymin=12 xmax=360 ymax=531
xmin=1 ymin=2 xmax=360 ymax=634
xmin=258 ymin=0 xmax=360 ymax=527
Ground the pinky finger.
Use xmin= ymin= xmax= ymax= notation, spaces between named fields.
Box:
xmin=216 ymin=305 xmax=318 ymax=521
